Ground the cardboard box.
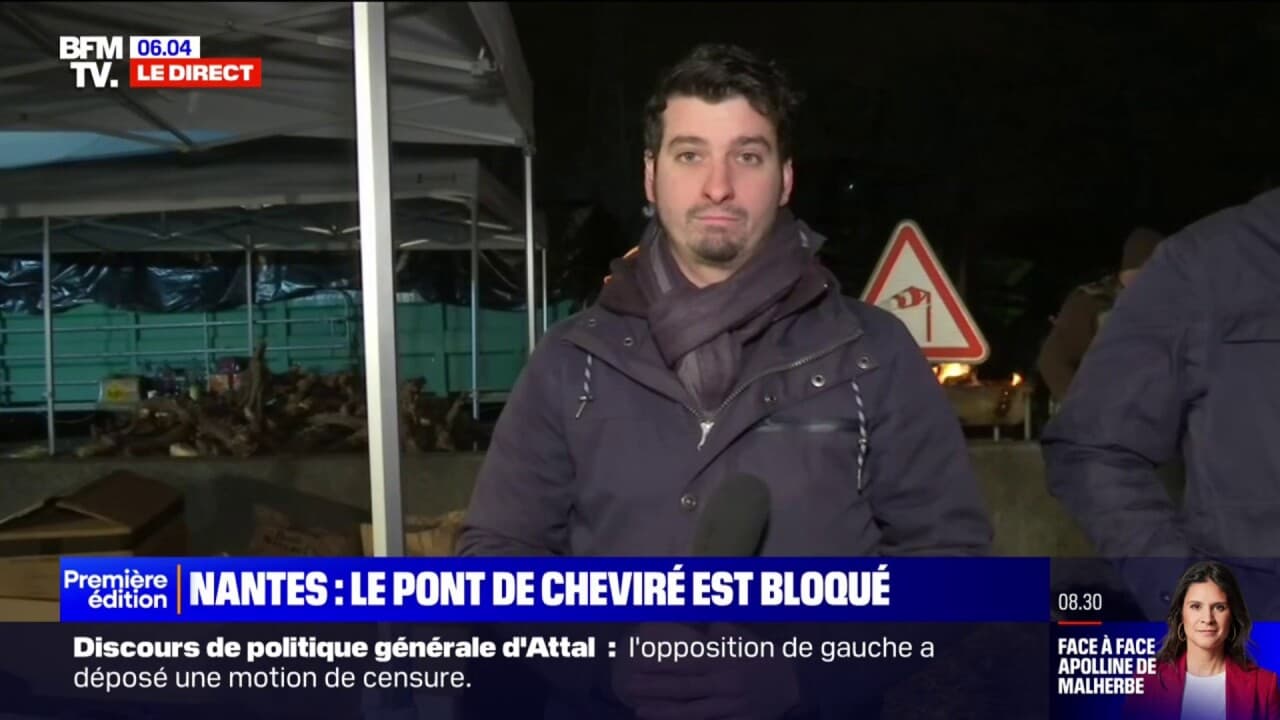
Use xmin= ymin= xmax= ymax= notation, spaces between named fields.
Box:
xmin=0 ymin=470 xmax=187 ymax=621
xmin=360 ymin=510 xmax=466 ymax=557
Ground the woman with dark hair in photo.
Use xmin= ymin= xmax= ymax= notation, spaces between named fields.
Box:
xmin=1126 ymin=561 xmax=1280 ymax=719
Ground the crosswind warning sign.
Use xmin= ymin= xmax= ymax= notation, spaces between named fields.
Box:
xmin=861 ymin=221 xmax=989 ymax=363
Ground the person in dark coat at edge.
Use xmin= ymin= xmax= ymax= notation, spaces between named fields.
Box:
xmin=457 ymin=43 xmax=993 ymax=720
xmin=1041 ymin=187 xmax=1280 ymax=628
xmin=1037 ymin=227 xmax=1164 ymax=404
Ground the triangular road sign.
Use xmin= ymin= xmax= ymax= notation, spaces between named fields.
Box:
xmin=861 ymin=220 xmax=989 ymax=363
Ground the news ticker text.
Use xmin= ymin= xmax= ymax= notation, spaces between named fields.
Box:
xmin=60 ymin=626 xmax=1172 ymax=702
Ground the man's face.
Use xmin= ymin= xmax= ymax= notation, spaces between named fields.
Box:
xmin=645 ymin=95 xmax=793 ymax=281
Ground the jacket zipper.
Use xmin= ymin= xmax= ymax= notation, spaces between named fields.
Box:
xmin=687 ymin=332 xmax=863 ymax=450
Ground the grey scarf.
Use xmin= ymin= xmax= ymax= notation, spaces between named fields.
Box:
xmin=618 ymin=209 xmax=828 ymax=414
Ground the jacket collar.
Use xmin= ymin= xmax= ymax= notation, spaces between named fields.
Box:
xmin=560 ymin=282 xmax=875 ymax=472
xmin=562 ymin=277 xmax=864 ymax=388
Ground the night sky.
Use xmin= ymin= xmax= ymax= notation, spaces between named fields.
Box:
xmin=505 ymin=2 xmax=1280 ymax=377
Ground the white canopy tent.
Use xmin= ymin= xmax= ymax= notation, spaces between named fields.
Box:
xmin=0 ymin=153 xmax=528 ymax=230
xmin=0 ymin=155 xmax=548 ymax=421
xmin=0 ymin=2 xmax=539 ymax=558
xmin=0 ymin=2 xmax=532 ymax=152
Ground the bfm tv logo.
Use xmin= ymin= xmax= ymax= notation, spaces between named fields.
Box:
xmin=59 ymin=35 xmax=262 ymax=89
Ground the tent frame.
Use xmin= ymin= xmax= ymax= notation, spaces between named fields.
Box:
xmin=5 ymin=172 xmax=548 ymax=432
xmin=0 ymin=1 xmax=540 ymax=563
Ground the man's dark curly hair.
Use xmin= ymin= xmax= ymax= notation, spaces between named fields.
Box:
xmin=643 ymin=43 xmax=803 ymax=162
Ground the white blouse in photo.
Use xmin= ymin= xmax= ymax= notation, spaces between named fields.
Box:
xmin=1181 ymin=671 xmax=1227 ymax=720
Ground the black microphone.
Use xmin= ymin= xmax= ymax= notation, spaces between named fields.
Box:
xmin=690 ymin=473 xmax=771 ymax=556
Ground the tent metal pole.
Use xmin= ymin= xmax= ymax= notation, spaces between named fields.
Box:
xmin=203 ymin=312 xmax=213 ymax=379
xmin=470 ymin=198 xmax=480 ymax=421
xmin=43 ymin=216 xmax=55 ymax=456
xmin=353 ymin=1 xmax=404 ymax=557
xmin=524 ymin=147 xmax=536 ymax=354
xmin=541 ymin=246 xmax=548 ymax=335
xmin=244 ymin=240 xmax=254 ymax=353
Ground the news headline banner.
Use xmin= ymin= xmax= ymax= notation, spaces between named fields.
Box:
xmin=0 ymin=621 xmax=1050 ymax=719
xmin=59 ymin=557 xmax=1049 ymax=623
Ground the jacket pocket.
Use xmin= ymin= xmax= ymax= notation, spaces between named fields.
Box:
xmin=753 ymin=416 xmax=862 ymax=433
xmin=1208 ymin=307 xmax=1280 ymax=502
xmin=746 ymin=414 xmax=868 ymax=487
xmin=1222 ymin=309 xmax=1280 ymax=343
xmin=736 ymin=412 xmax=878 ymax=554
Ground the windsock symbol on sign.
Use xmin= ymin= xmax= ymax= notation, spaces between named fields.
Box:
xmin=880 ymin=286 xmax=933 ymax=341
xmin=885 ymin=286 xmax=930 ymax=309
xmin=861 ymin=221 xmax=989 ymax=363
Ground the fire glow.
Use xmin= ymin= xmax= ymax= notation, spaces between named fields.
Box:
xmin=933 ymin=363 xmax=974 ymax=385
xmin=932 ymin=364 xmax=1024 ymax=388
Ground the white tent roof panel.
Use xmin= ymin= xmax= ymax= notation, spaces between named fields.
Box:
xmin=0 ymin=154 xmax=545 ymax=253
xmin=0 ymin=154 xmax=513 ymax=220
xmin=0 ymin=2 xmax=534 ymax=167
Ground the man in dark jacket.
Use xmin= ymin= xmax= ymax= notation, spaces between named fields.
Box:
xmin=1041 ymin=188 xmax=1280 ymax=623
xmin=458 ymin=43 xmax=992 ymax=719
xmin=1037 ymin=227 xmax=1164 ymax=403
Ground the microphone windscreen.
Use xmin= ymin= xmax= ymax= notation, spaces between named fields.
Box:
xmin=690 ymin=473 xmax=771 ymax=556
